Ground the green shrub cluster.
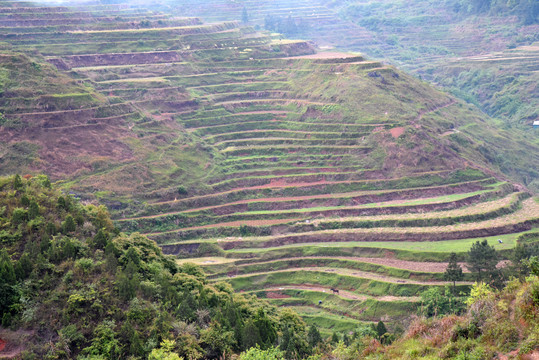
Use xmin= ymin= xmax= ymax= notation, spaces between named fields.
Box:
xmin=0 ymin=175 xmax=324 ymax=359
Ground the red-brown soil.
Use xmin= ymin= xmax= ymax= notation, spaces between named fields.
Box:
xmin=239 ymin=256 xmax=470 ymax=273
xmin=146 ymin=218 xmax=303 ymax=233
xmin=127 ymin=179 xmax=489 ymax=220
xmin=390 ymin=127 xmax=405 ymax=138
xmin=265 ymin=291 xmax=291 ymax=299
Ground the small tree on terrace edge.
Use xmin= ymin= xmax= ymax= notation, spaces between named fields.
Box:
xmin=444 ymin=252 xmax=464 ymax=293
xmin=467 ymin=239 xmax=501 ymax=286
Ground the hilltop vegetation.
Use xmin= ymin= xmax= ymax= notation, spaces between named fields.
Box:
xmin=0 ymin=174 xmax=316 ymax=359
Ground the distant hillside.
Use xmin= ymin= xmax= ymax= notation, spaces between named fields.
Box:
xmin=168 ymin=0 xmax=538 ymax=136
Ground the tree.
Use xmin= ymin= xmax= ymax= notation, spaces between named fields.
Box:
xmin=62 ymin=215 xmax=76 ymax=233
xmin=240 ymin=346 xmax=284 ymax=360
xmin=342 ymin=333 xmax=350 ymax=346
xmin=13 ymin=174 xmax=23 ymax=189
xmin=0 ymin=249 xmax=18 ymax=316
xmin=28 ymin=200 xmax=40 ymax=219
xmin=242 ymin=319 xmax=262 ymax=350
xmin=525 ymin=256 xmax=539 ymax=276
xmin=149 ymin=339 xmax=182 ymax=360
xmin=467 ymin=239 xmax=499 ymax=283
xmin=242 ymin=7 xmax=249 ymax=23
xmin=444 ymin=252 xmax=464 ymax=293
xmin=254 ymin=308 xmax=277 ymax=348
xmin=510 ymin=243 xmax=539 ymax=280
xmin=93 ymin=228 xmax=109 ymax=250
xmin=57 ymin=196 xmax=68 ymax=211
xmin=419 ymin=286 xmax=465 ymax=317
xmin=376 ymin=321 xmax=387 ymax=339
xmin=307 ymin=325 xmax=322 ymax=349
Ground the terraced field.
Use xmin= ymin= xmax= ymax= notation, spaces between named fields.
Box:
xmin=1 ymin=1 xmax=538 ymax=336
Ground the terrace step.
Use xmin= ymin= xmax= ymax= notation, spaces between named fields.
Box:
xmin=128 ymin=188 xmax=519 ymax=235
xmin=122 ymin=179 xmax=496 ymax=219
xmin=216 ymin=267 xmax=471 ymax=286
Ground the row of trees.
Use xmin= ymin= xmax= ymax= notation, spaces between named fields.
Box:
xmin=421 ymin=238 xmax=539 ymax=318
xmin=449 ymin=0 xmax=538 ymax=24
xmin=444 ymin=238 xmax=539 ymax=291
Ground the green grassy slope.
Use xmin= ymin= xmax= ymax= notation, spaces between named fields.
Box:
xmin=168 ymin=0 xmax=539 ymax=188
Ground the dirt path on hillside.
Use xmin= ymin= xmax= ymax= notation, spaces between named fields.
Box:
xmin=415 ymin=100 xmax=457 ymax=122
xmin=220 ymin=267 xmax=472 ymax=286
xmin=119 ymin=178 xmax=487 ymax=220
xmin=252 ymin=285 xmax=420 ymax=302
xmin=143 ymin=169 xmax=452 ymax=208
xmin=235 ymin=256 xmax=469 ymax=273
xmin=143 ymin=217 xmax=303 ymax=234
xmin=287 ymin=52 xmax=360 ymax=59
xmin=229 ymin=110 xmax=290 ymax=116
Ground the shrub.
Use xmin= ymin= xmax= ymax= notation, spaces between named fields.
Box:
xmin=196 ymin=242 xmax=224 ymax=257
xmin=240 ymin=346 xmax=285 ymax=360
xmin=75 ymin=258 xmax=94 ymax=275
xmin=11 ymin=208 xmax=28 ymax=225
xmin=62 ymin=215 xmax=76 ymax=233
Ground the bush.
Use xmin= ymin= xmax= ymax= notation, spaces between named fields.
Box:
xmin=62 ymin=215 xmax=76 ymax=233
xmin=239 ymin=346 xmax=284 ymax=360
xmin=11 ymin=208 xmax=28 ymax=225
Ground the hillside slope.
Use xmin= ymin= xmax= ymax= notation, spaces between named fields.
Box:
xmin=0 ymin=1 xmax=538 ymax=336
xmin=364 ymin=277 xmax=539 ymax=359
xmin=169 ymin=0 xmax=538 ymax=146
xmin=0 ymin=174 xmax=308 ymax=359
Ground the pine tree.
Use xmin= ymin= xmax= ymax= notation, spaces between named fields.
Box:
xmin=467 ymin=239 xmax=499 ymax=283
xmin=307 ymin=325 xmax=322 ymax=349
xmin=21 ymin=194 xmax=30 ymax=207
xmin=28 ymin=200 xmax=40 ymax=219
xmin=93 ymin=228 xmax=109 ymax=250
xmin=13 ymin=174 xmax=23 ymax=189
xmin=62 ymin=214 xmax=76 ymax=233
xmin=0 ymin=249 xmax=17 ymax=316
xmin=330 ymin=331 xmax=339 ymax=344
xmin=57 ymin=196 xmax=67 ymax=211
xmin=376 ymin=321 xmax=387 ymax=339
xmin=342 ymin=333 xmax=350 ymax=346
xmin=444 ymin=252 xmax=464 ymax=293
xmin=254 ymin=308 xmax=277 ymax=348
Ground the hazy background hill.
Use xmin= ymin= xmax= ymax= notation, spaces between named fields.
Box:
xmin=167 ymin=0 xmax=538 ymax=141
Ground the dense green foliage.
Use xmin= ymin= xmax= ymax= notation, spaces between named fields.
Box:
xmin=0 ymin=175 xmax=320 ymax=359
xmin=467 ymin=239 xmax=501 ymax=285
xmin=444 ymin=253 xmax=464 ymax=292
